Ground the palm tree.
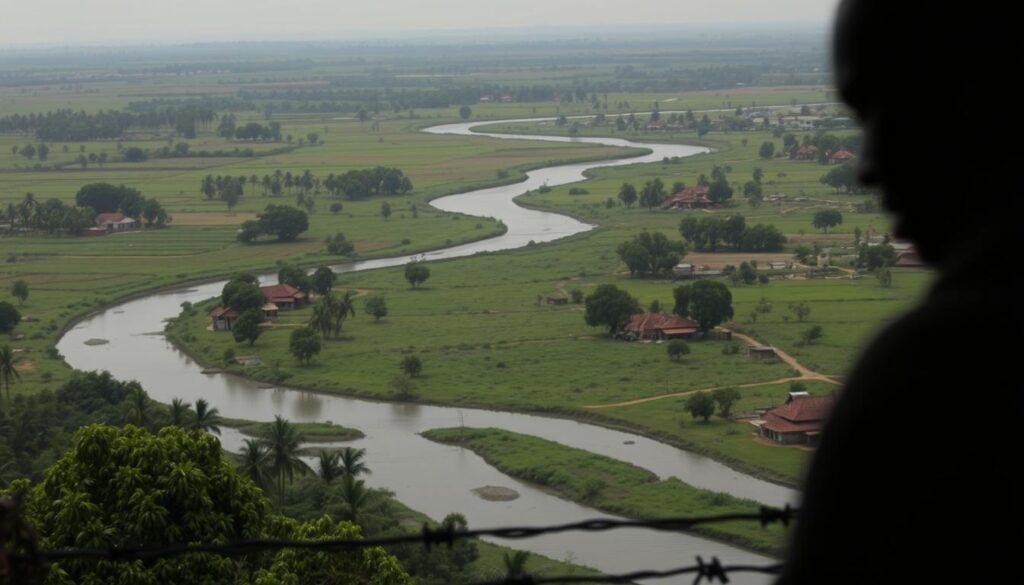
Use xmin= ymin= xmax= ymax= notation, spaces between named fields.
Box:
xmin=308 ymin=302 xmax=334 ymax=339
xmin=339 ymin=475 xmax=369 ymax=523
xmin=339 ymin=446 xmax=371 ymax=478
xmin=503 ymin=551 xmax=530 ymax=579
xmin=168 ymin=398 xmax=192 ymax=427
xmin=317 ymin=450 xmax=343 ymax=483
xmin=192 ymin=398 xmax=222 ymax=435
xmin=329 ymin=290 xmax=358 ymax=337
xmin=0 ymin=345 xmax=20 ymax=413
xmin=238 ymin=439 xmax=273 ymax=490
xmin=263 ymin=416 xmax=306 ymax=505
xmin=123 ymin=386 xmax=152 ymax=429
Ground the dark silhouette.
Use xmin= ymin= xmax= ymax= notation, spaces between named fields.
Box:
xmin=778 ymin=2 xmax=1023 ymax=584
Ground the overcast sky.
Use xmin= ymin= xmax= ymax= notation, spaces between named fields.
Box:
xmin=2 ymin=0 xmax=841 ymax=47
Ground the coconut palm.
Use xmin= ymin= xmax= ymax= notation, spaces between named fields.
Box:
xmin=338 ymin=475 xmax=370 ymax=523
xmin=123 ymin=386 xmax=152 ymax=429
xmin=168 ymin=398 xmax=192 ymax=427
xmin=329 ymin=290 xmax=358 ymax=336
xmin=503 ymin=550 xmax=530 ymax=579
xmin=192 ymin=398 xmax=222 ymax=435
xmin=308 ymin=302 xmax=334 ymax=339
xmin=339 ymin=446 xmax=371 ymax=478
xmin=317 ymin=450 xmax=343 ymax=483
xmin=238 ymin=439 xmax=273 ymax=490
xmin=262 ymin=416 xmax=306 ymax=504
xmin=0 ymin=345 xmax=20 ymax=413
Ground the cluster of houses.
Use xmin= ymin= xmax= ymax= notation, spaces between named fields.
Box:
xmin=661 ymin=185 xmax=713 ymax=210
xmin=210 ymin=283 xmax=306 ymax=331
xmin=791 ymin=145 xmax=856 ymax=164
xmin=83 ymin=212 xmax=140 ymax=237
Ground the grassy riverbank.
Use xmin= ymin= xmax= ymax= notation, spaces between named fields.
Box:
xmin=422 ymin=427 xmax=789 ymax=557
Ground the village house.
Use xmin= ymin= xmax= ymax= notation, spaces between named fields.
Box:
xmin=622 ymin=312 xmax=700 ymax=341
xmin=768 ymin=261 xmax=789 ymax=271
xmin=758 ymin=392 xmax=836 ymax=446
xmin=792 ymin=145 xmax=819 ymax=160
xmin=661 ymin=185 xmax=712 ymax=210
xmin=210 ymin=306 xmax=239 ymax=331
xmin=828 ymin=149 xmax=856 ymax=164
xmin=95 ymin=212 xmax=139 ymax=233
xmin=260 ymin=283 xmax=305 ymax=310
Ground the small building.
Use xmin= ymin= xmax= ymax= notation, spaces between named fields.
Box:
xmin=759 ymin=393 xmax=836 ymax=446
xmin=661 ymin=185 xmax=712 ymax=210
xmin=95 ymin=212 xmax=138 ymax=232
xmin=895 ymin=249 xmax=925 ymax=267
xmin=262 ymin=303 xmax=280 ymax=319
xmin=672 ymin=263 xmax=695 ymax=278
xmin=545 ymin=292 xmax=569 ymax=305
xmin=260 ymin=284 xmax=305 ymax=310
xmin=828 ymin=149 xmax=856 ymax=164
xmin=83 ymin=227 xmax=109 ymax=237
xmin=793 ymin=145 xmax=819 ymax=160
xmin=748 ymin=345 xmax=777 ymax=360
xmin=768 ymin=261 xmax=789 ymax=271
xmin=623 ymin=313 xmax=700 ymax=341
xmin=210 ymin=306 xmax=239 ymax=331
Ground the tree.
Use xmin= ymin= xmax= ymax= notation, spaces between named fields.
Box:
xmin=75 ymin=183 xmax=143 ymax=214
xmin=19 ymin=425 xmax=273 ymax=584
xmin=0 ymin=345 xmax=20 ymax=412
xmin=401 ymin=355 xmax=423 ymax=377
xmin=685 ymin=391 xmax=716 ymax=422
xmin=789 ymin=302 xmax=812 ymax=322
xmin=37 ymin=143 xmax=49 ymax=161
xmin=278 ymin=264 xmax=312 ymax=293
xmin=666 ymin=339 xmax=690 ymax=361
xmin=312 ymin=266 xmax=336 ymax=296
xmin=0 ymin=302 xmax=20 ymax=333
xmin=639 ymin=178 xmax=666 ymax=210
xmin=223 ymin=279 xmax=264 ymax=313
xmin=584 ymin=284 xmax=640 ymax=335
xmin=364 ymin=295 xmax=388 ymax=321
xmin=759 ymin=141 xmax=776 ymax=159
xmin=738 ymin=261 xmax=757 ymax=285
xmin=263 ymin=415 xmax=307 ymax=504
xmin=309 ymin=302 xmax=335 ymax=340
xmin=141 ymin=198 xmax=170 ymax=227
xmin=10 ymin=280 xmax=28 ymax=305
xmin=168 ymin=397 xmax=192 ymax=427
xmin=617 ymin=183 xmax=638 ymax=208
xmin=459 ymin=105 xmax=472 ymax=120
xmin=813 ymin=209 xmax=844 ymax=233
xmin=878 ymin=267 xmax=893 ymax=287
xmin=325 ymin=232 xmax=355 ymax=255
xmin=317 ymin=451 xmax=343 ymax=484
xmin=193 ymin=397 xmax=222 ymax=434
xmin=800 ymin=325 xmax=824 ymax=346
xmin=232 ymin=308 xmax=264 ymax=346
xmin=860 ymin=243 xmax=897 ymax=270
xmin=380 ymin=200 xmax=391 ymax=220
xmin=20 ymin=144 xmax=35 ymax=160
xmin=123 ymin=386 xmax=153 ymax=429
xmin=712 ymin=387 xmax=742 ymax=418
xmin=820 ymin=164 xmax=857 ymax=193
xmin=238 ymin=205 xmax=309 ymax=243
xmin=674 ymin=281 xmax=733 ymax=331
xmin=616 ymin=232 xmax=686 ymax=277
xmin=405 ymin=262 xmax=431 ymax=288
xmin=123 ymin=146 xmax=148 ymax=162
xmin=504 ymin=551 xmax=531 ymax=580
xmin=238 ymin=438 xmax=273 ymax=490
xmin=290 ymin=327 xmax=322 ymax=365
xmin=339 ymin=446 xmax=371 ymax=478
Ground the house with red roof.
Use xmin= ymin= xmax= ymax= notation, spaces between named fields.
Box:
xmin=661 ymin=185 xmax=712 ymax=210
xmin=792 ymin=145 xmax=819 ymax=160
xmin=95 ymin=212 xmax=138 ymax=233
xmin=210 ymin=306 xmax=240 ymax=331
xmin=828 ymin=149 xmax=856 ymax=164
xmin=260 ymin=284 xmax=305 ymax=310
xmin=622 ymin=312 xmax=700 ymax=340
xmin=758 ymin=393 xmax=836 ymax=446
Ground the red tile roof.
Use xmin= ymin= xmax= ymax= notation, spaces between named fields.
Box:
xmin=260 ymin=284 xmax=305 ymax=302
xmin=210 ymin=306 xmax=239 ymax=319
xmin=661 ymin=185 xmax=711 ymax=209
xmin=830 ymin=149 xmax=856 ymax=160
xmin=761 ymin=395 xmax=835 ymax=434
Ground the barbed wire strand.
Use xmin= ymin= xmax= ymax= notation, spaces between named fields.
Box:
xmin=472 ymin=557 xmax=785 ymax=585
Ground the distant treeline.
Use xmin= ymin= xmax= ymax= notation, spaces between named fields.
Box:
xmin=205 ymin=167 xmax=413 ymax=201
xmin=0 ymin=105 xmax=217 ymax=141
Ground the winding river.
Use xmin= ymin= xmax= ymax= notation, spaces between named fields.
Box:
xmin=57 ymin=119 xmax=798 ymax=584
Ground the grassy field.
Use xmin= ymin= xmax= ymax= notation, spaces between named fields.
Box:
xmin=224 ymin=418 xmax=366 ymax=442
xmin=422 ymin=427 xmax=790 ymax=556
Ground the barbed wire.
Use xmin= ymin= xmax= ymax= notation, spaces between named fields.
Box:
xmin=1 ymin=503 xmax=794 ymax=583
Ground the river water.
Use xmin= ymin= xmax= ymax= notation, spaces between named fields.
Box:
xmin=57 ymin=119 xmax=796 ymax=584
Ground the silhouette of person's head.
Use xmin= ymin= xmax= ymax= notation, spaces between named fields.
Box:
xmin=833 ymin=1 xmax=1016 ymax=267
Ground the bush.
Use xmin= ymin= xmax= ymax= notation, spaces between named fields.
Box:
xmin=568 ymin=187 xmax=590 ymax=195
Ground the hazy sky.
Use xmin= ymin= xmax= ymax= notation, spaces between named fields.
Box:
xmin=3 ymin=0 xmax=841 ymax=46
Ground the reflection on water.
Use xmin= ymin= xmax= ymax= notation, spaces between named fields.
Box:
xmin=57 ymin=119 xmax=789 ymax=584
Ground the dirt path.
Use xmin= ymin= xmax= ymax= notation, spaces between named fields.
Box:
xmin=583 ymin=331 xmax=839 ymax=410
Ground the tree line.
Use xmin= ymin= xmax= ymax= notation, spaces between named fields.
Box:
xmin=0 ymin=105 xmax=217 ymax=141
